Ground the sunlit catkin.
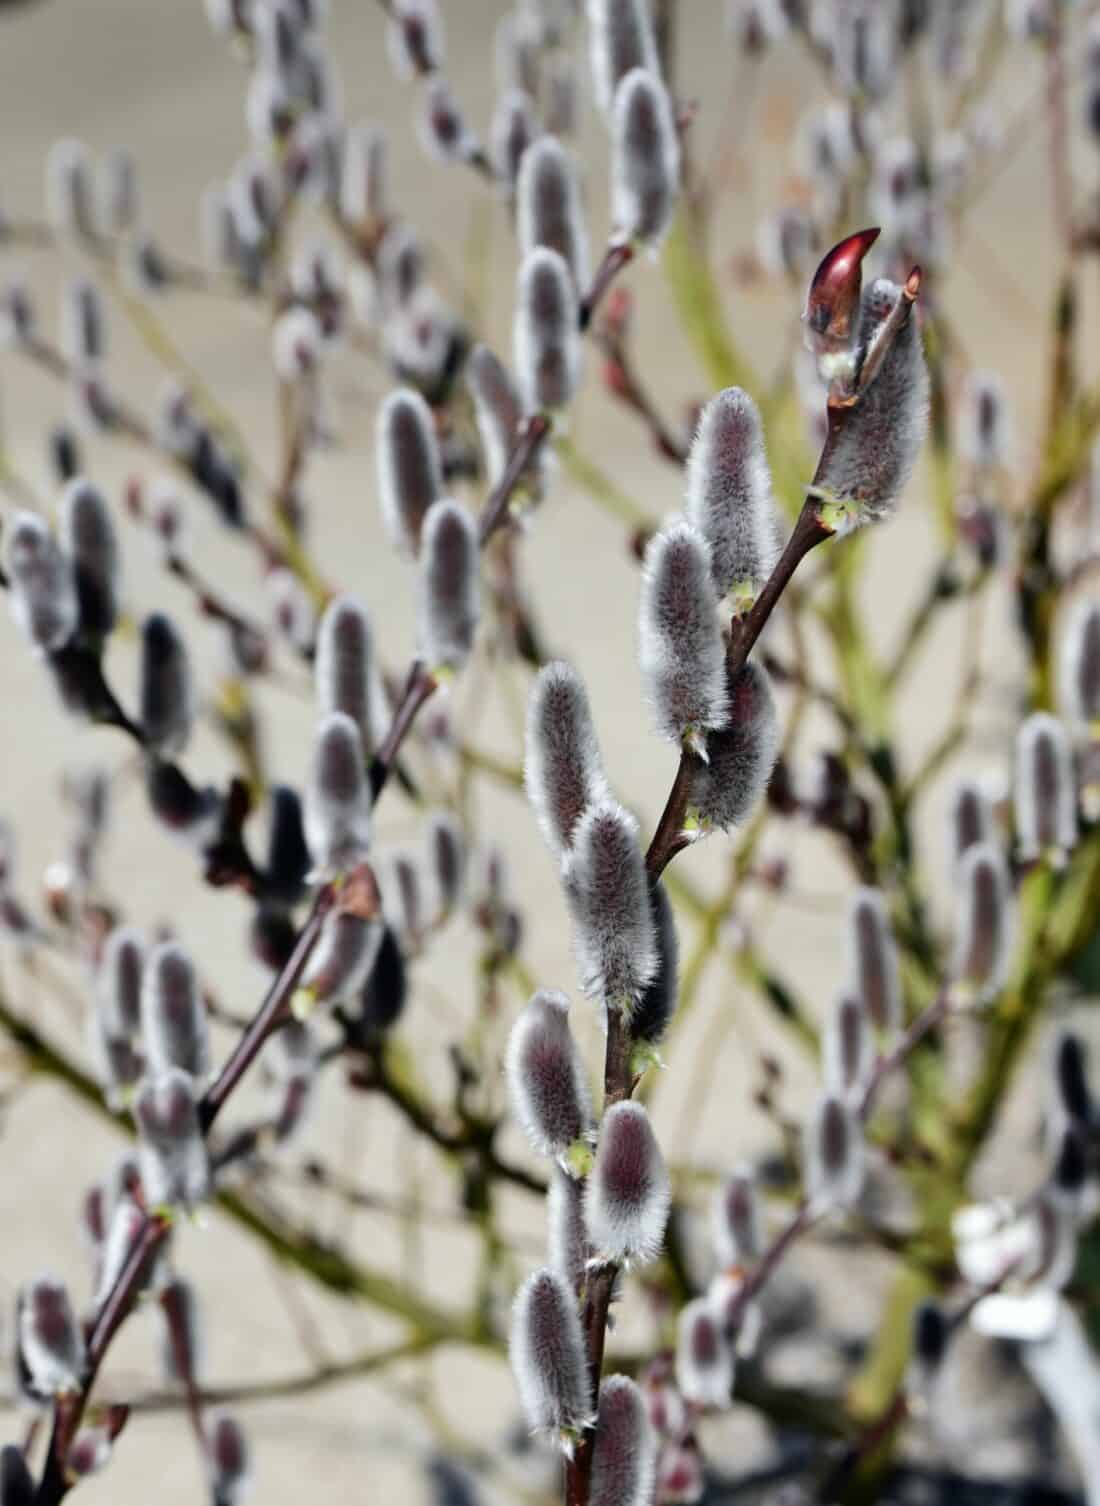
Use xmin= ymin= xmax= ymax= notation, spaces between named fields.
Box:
xmin=675 ymin=1297 xmax=732 ymax=1409
xmin=141 ymin=941 xmax=210 ymax=1081
xmin=303 ymin=711 xmax=372 ymax=875
xmin=804 ymin=1093 xmax=864 ymax=1212
xmin=712 ymin=1166 xmax=764 ymax=1268
xmin=822 ymin=994 xmax=873 ymax=1104
xmin=950 ymin=841 xmax=1012 ymax=1003
xmin=690 ymin=661 xmax=779 ymax=832
xmin=587 ymin=0 xmax=660 ymax=117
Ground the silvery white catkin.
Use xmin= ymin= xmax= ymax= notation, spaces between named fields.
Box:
xmin=690 ymin=661 xmax=780 ymax=831
xmin=585 ymin=1100 xmax=670 ymax=1264
xmin=712 ymin=1167 xmax=763 ymax=1268
xmin=426 ymin=810 xmax=465 ymax=918
xmin=61 ymin=279 xmax=105 ymax=365
xmin=387 ymin=0 xmax=444 ymax=80
xmin=315 ymin=595 xmax=381 ymax=757
xmin=589 ymin=1375 xmax=658 ymax=1506
xmin=1 ymin=1444 xmax=35 ymax=1506
xmin=564 ymin=800 xmax=657 ymax=1008
xmin=134 ymin=1069 xmax=211 ymax=1211
xmin=505 ymin=990 xmax=591 ymax=1162
xmin=611 ymin=69 xmax=679 ymax=249
xmin=547 ymin=1165 xmax=588 ymax=1293
xmin=587 ymin=0 xmax=660 ymax=116
xmin=60 ymin=479 xmax=119 ymax=640
xmin=418 ymin=499 xmax=480 ymax=672
xmin=300 ymin=911 xmax=382 ymax=1008
xmin=525 ymin=661 xmax=610 ymax=856
xmin=4 ymin=512 xmax=79 ymax=655
xmin=950 ymin=841 xmax=1012 ymax=1002
xmin=514 ymin=246 xmax=581 ymax=414
xmin=685 ymin=387 xmax=780 ymax=603
xmin=140 ymin=613 xmax=194 ymax=755
xmin=804 ymin=1093 xmax=864 ymax=1212
xmin=517 ymin=135 xmax=591 ymax=291
xmin=466 ymin=343 xmax=525 ymax=490
xmin=159 ymin=1278 xmax=203 ymax=1387
xmin=341 ymin=123 xmax=388 ymax=225
xmin=385 ymin=851 xmax=424 ymax=944
xmin=141 ymin=942 xmax=210 ymax=1081
xmin=960 ymin=370 xmax=1010 ymax=471
xmin=303 ymin=711 xmax=372 ymax=874
xmin=91 ymin=1006 xmax=142 ymax=1108
xmin=814 ymin=278 xmax=930 ymax=527
xmin=376 ymin=388 xmax=443 ymax=557
xmin=419 ymin=78 xmax=472 ymax=164
xmin=207 ymin=1414 xmax=251 ymax=1506
xmin=490 ymin=88 xmax=539 ymax=193
xmin=823 ymin=994 xmax=873 ymax=1104
xmin=377 ymin=223 xmax=424 ymax=311
xmin=98 ymin=926 xmax=145 ymax=1037
xmin=1054 ymin=1030 xmax=1091 ymax=1127
xmin=846 ymin=887 xmax=902 ymax=1035
xmin=948 ymin=777 xmax=993 ymax=869
xmin=1059 ymin=597 xmax=1100 ymax=727
xmin=18 ymin=1278 xmax=85 ymax=1396
xmin=271 ymin=306 xmax=322 ymax=382
xmin=638 ymin=522 xmax=729 ymax=747
xmin=509 ymin=1267 xmax=593 ymax=1442
xmin=1015 ymin=711 xmax=1077 ymax=862
xmin=675 ymin=1297 xmax=733 ymax=1409
xmin=630 ymin=878 xmax=678 ymax=1047
xmin=46 ymin=139 xmax=95 ymax=239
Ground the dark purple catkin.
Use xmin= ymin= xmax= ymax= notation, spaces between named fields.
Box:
xmin=262 ymin=785 xmax=311 ymax=908
xmin=141 ymin=941 xmax=210 ymax=1081
xmin=525 ymin=661 xmax=610 ymax=857
xmin=418 ymin=499 xmax=480 ymax=673
xmin=505 ymin=990 xmax=592 ymax=1163
xmin=689 ymin=660 xmax=780 ymax=832
xmin=547 ymin=1165 xmax=588 ymax=1293
xmin=134 ymin=1068 xmax=211 ymax=1211
xmin=18 ymin=1278 xmax=85 ymax=1395
xmin=960 ymin=370 xmax=1010 ymax=471
xmin=514 ymin=246 xmax=581 ymax=414
xmin=823 ymin=994 xmax=873 ymax=1104
xmin=376 ymin=387 xmax=443 ymax=557
xmin=1050 ymin=1123 xmax=1089 ymax=1210
xmin=563 ymin=800 xmax=657 ymax=1009
xmin=685 ymin=387 xmax=780 ymax=603
xmin=1015 ymin=711 xmax=1077 ymax=863
xmin=5 ymin=513 xmax=78 ymax=655
xmin=298 ymin=911 xmax=382 ymax=1011
xmin=315 ymin=595 xmax=383 ymax=757
xmin=517 ymin=136 xmax=590 ymax=291
xmin=630 ymin=879 xmax=678 ymax=1048
xmin=419 ymin=77 xmax=474 ymax=164
xmin=1059 ymin=597 xmax=1100 ymax=728
xmin=357 ymin=923 xmax=408 ymax=1035
xmin=384 ymin=851 xmax=424 ymax=945
xmin=675 ymin=1297 xmax=733 ymax=1409
xmin=804 ymin=1093 xmax=864 ymax=1212
xmin=387 ymin=0 xmax=444 ymax=80
xmin=140 ymin=612 xmax=194 ymax=755
xmin=910 ymin=1299 xmax=949 ymax=1381
xmin=90 ymin=1005 xmax=143 ymax=1108
xmin=509 ymin=1267 xmax=593 ymax=1444
xmin=60 ymin=479 xmax=120 ymax=640
xmin=159 ymin=1278 xmax=203 ymax=1387
xmin=845 ymin=887 xmax=902 ymax=1035
xmin=587 ymin=0 xmax=660 ymax=116
xmin=98 ymin=926 xmax=144 ymax=1037
xmin=611 ymin=69 xmax=679 ymax=249
xmin=950 ymin=841 xmax=1012 ymax=1003
xmin=712 ymin=1166 xmax=763 ymax=1269
xmin=585 ymin=1100 xmax=670 ymax=1264
xmin=46 ymin=139 xmax=95 ymax=239
xmin=814 ymin=278 xmax=930 ymax=529
xmin=0 ymin=1445 xmax=35 ymax=1506
xmin=1053 ymin=1030 xmax=1091 ymax=1127
xmin=948 ymin=777 xmax=993 ymax=869
xmin=638 ymin=522 xmax=728 ymax=750
xmin=208 ymin=1414 xmax=251 ymax=1506
xmin=490 ymin=88 xmax=539 ymax=194
xmin=589 ymin=1375 xmax=658 ymax=1506
xmin=60 ymin=279 xmax=105 ymax=366
xmin=303 ymin=711 xmax=372 ymax=874
xmin=426 ymin=811 xmax=465 ymax=918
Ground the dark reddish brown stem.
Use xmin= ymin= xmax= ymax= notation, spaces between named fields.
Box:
xmin=477 ymin=415 xmax=552 ymax=546
xmin=371 ymin=662 xmax=439 ymax=797
xmin=579 ymin=242 xmax=635 ymax=332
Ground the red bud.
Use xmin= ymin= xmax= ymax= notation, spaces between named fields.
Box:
xmin=803 ymin=226 xmax=880 ymax=352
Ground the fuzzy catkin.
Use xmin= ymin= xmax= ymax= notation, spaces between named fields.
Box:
xmin=675 ymin=1297 xmax=732 ymax=1409
xmin=139 ymin=613 xmax=194 ymax=755
xmin=18 ymin=1279 xmax=85 ymax=1397
xmin=712 ymin=1166 xmax=763 ymax=1268
xmin=630 ymin=878 xmax=679 ymax=1047
xmin=814 ymin=278 xmax=930 ymax=527
xmin=563 ymin=800 xmax=657 ymax=1009
xmin=685 ymin=387 xmax=780 ymax=602
xmin=417 ymin=499 xmax=479 ymax=673
xmin=823 ymin=994 xmax=873 ymax=1104
xmin=60 ymin=480 xmax=119 ymax=641
xmin=1059 ymin=596 xmax=1100 ymax=727
xmin=950 ymin=841 xmax=1012 ymax=1002
xmin=314 ymin=596 xmax=382 ymax=758
xmin=690 ymin=660 xmax=779 ymax=831
xmin=589 ymin=1375 xmax=658 ymax=1506
xmin=804 ymin=1093 xmax=864 ymax=1212
xmin=846 ymin=887 xmax=902 ymax=1035
xmin=505 ymin=990 xmax=591 ymax=1161
xmin=98 ymin=926 xmax=145 ymax=1039
xmin=141 ymin=941 xmax=210 ymax=1081
xmin=303 ymin=711 xmax=372 ymax=875
xmin=1015 ymin=711 xmax=1077 ymax=862
xmin=586 ymin=0 xmax=660 ymax=116
xmin=466 ymin=343 xmax=526 ymax=490
xmin=585 ymin=1100 xmax=670 ymax=1264
xmin=509 ymin=1267 xmax=593 ymax=1441
xmin=517 ymin=135 xmax=590 ymax=291
xmin=948 ymin=777 xmax=994 ymax=870
xmin=490 ymin=88 xmax=539 ymax=193
xmin=376 ymin=388 xmax=443 ymax=557
xmin=514 ymin=247 xmax=581 ymax=414
xmin=638 ymin=521 xmax=729 ymax=747
xmin=300 ymin=911 xmax=382 ymax=1008
xmin=547 ymin=1166 xmax=588 ymax=1294
xmin=5 ymin=513 xmax=79 ymax=656
xmin=134 ymin=1069 xmax=211 ymax=1211
xmin=611 ymin=69 xmax=679 ymax=249
xmin=525 ymin=661 xmax=610 ymax=857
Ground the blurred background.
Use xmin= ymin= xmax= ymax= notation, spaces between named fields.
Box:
xmin=1 ymin=1 xmax=1097 ymax=1502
